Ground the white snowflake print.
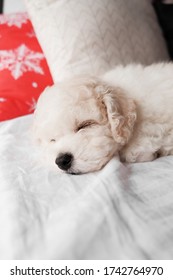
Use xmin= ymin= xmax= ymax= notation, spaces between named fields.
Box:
xmin=0 ymin=98 xmax=7 ymax=102
xmin=26 ymin=98 xmax=37 ymax=112
xmin=0 ymin=13 xmax=28 ymax=28
xmin=0 ymin=44 xmax=45 ymax=80
xmin=27 ymin=30 xmax=36 ymax=38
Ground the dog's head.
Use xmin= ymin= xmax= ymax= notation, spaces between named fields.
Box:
xmin=33 ymin=76 xmax=136 ymax=174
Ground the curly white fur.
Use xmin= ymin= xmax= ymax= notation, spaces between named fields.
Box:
xmin=33 ymin=63 xmax=173 ymax=174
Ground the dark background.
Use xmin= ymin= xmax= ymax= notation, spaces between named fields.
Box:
xmin=0 ymin=0 xmax=3 ymax=13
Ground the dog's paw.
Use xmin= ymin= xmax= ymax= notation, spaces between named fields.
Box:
xmin=120 ymin=149 xmax=157 ymax=163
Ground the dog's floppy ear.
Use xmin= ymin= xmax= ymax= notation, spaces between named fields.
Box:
xmin=95 ymin=83 xmax=137 ymax=145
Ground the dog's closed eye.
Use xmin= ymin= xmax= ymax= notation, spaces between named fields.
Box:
xmin=76 ymin=120 xmax=97 ymax=132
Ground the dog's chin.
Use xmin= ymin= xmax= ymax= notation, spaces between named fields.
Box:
xmin=67 ymin=171 xmax=82 ymax=175
xmin=59 ymin=168 xmax=82 ymax=175
xmin=60 ymin=167 xmax=90 ymax=175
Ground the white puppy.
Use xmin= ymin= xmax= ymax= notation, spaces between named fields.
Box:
xmin=33 ymin=63 xmax=173 ymax=174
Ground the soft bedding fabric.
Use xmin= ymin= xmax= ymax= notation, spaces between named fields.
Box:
xmin=1 ymin=115 xmax=173 ymax=259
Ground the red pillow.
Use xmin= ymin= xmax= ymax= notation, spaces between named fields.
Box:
xmin=0 ymin=13 xmax=53 ymax=121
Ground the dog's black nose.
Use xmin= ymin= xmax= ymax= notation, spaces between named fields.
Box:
xmin=55 ymin=153 xmax=73 ymax=171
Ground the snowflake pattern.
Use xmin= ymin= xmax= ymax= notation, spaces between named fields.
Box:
xmin=0 ymin=98 xmax=7 ymax=102
xmin=0 ymin=44 xmax=45 ymax=80
xmin=0 ymin=13 xmax=28 ymax=28
xmin=26 ymin=98 xmax=37 ymax=112
xmin=27 ymin=30 xmax=36 ymax=38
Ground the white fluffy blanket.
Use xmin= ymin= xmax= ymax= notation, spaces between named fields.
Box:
xmin=0 ymin=115 xmax=173 ymax=259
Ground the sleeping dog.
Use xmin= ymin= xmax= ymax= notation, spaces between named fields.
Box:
xmin=33 ymin=63 xmax=173 ymax=174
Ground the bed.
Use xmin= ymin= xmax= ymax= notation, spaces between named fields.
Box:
xmin=0 ymin=0 xmax=173 ymax=260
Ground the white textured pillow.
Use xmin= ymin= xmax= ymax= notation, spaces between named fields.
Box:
xmin=25 ymin=0 xmax=169 ymax=82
